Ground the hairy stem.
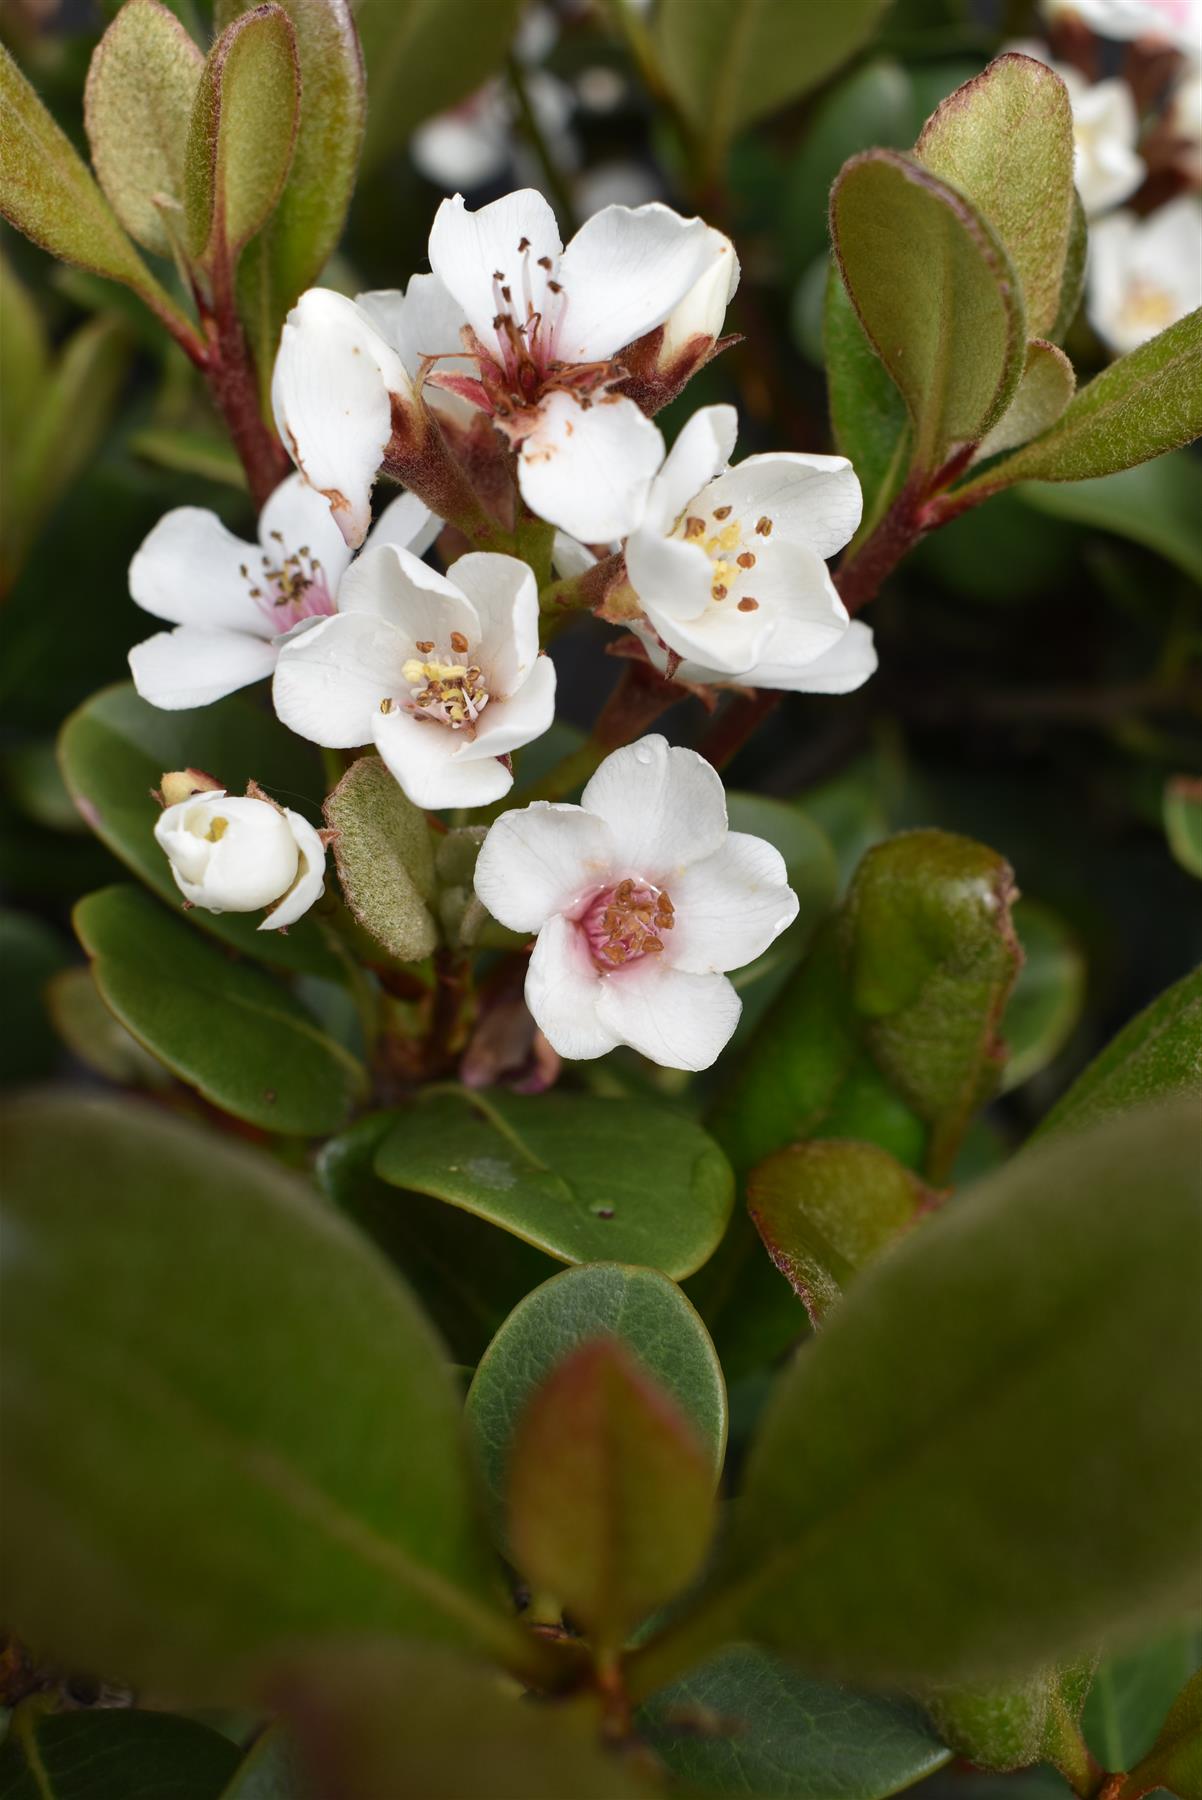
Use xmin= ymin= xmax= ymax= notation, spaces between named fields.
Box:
xmin=204 ymin=248 xmax=289 ymax=510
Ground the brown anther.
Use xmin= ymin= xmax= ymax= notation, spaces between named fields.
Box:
xmin=270 ymin=530 xmax=284 ymax=543
xmin=517 ymin=237 xmax=530 ymax=252
xmin=712 ymin=584 xmax=728 ymax=600
xmin=738 ymin=597 xmax=759 ymax=612
xmin=755 ymin=515 xmax=773 ymax=536
xmin=615 ymin=879 xmax=634 ymax=902
xmin=684 ymin=516 xmax=706 ymax=538
xmin=605 ymin=943 xmax=627 ymax=964
xmin=548 ymin=280 xmax=562 ymax=293
xmin=416 ymin=640 xmax=434 ymax=653
xmin=501 ymin=285 xmax=512 ymax=303
xmin=737 ymin=551 xmax=756 ymax=568
xmin=537 ymin=255 xmax=553 ymax=270
xmin=713 ymin=505 xmax=733 ymax=520
xmin=239 ymin=563 xmax=249 ymax=577
xmin=493 ymin=269 xmax=505 ymax=281
xmin=449 ymin=631 xmax=470 ymax=653
xmin=380 ymin=697 xmax=393 ymax=713
xmin=644 ymin=937 xmax=664 ymax=953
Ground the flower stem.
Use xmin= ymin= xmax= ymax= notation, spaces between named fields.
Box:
xmin=203 ymin=246 xmax=289 ymax=510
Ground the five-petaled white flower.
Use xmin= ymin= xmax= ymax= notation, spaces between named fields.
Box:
xmin=622 ymin=404 xmax=875 ymax=692
xmin=128 ymin=474 xmax=438 ymax=710
xmin=272 ymin=544 xmax=555 ymax=810
xmin=1086 ymin=196 xmax=1202 ymax=354
xmin=474 ymin=734 xmax=799 ymax=1070
xmin=155 ymin=787 xmax=326 ymax=930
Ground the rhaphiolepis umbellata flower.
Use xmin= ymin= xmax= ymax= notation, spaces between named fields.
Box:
xmin=272 ymin=189 xmax=738 ymax=546
xmin=154 ymin=776 xmax=326 ymax=931
xmin=128 ymin=474 xmax=438 ymax=710
xmin=1087 ymin=195 xmax=1202 ymax=353
xmin=474 ymin=734 xmax=799 ymax=1070
xmin=623 ymin=404 xmax=876 ymax=693
xmin=272 ymin=545 xmax=554 ymax=809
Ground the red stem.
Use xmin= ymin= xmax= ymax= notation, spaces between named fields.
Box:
xmin=203 ymin=245 xmax=289 ymax=511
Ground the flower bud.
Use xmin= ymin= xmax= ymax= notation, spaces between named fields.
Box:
xmin=156 ymin=768 xmax=222 ymax=806
xmin=154 ymin=789 xmax=326 ymax=931
xmin=618 ymin=227 xmax=741 ymax=416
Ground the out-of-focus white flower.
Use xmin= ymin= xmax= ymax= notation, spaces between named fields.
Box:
xmin=411 ymin=73 xmax=576 ymax=192
xmin=128 ymin=475 xmax=437 ymax=711
xmin=273 ymin=544 xmax=555 ymax=810
xmin=1042 ymin=0 xmax=1201 ymax=52
xmin=154 ymin=787 xmax=326 ymax=930
xmin=474 ymin=734 xmax=799 ymax=1069
xmin=573 ymin=160 xmax=664 ymax=217
xmin=622 ymin=404 xmax=873 ymax=691
xmin=1168 ymin=56 xmax=1202 ymax=181
xmin=1007 ymin=41 xmax=1145 ymax=213
xmin=1087 ymin=195 xmax=1202 ymax=351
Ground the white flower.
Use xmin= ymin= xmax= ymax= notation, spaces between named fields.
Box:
xmin=154 ymin=788 xmax=326 ymax=931
xmin=1168 ymin=57 xmax=1201 ymax=183
xmin=127 ymin=475 xmax=438 ymax=711
xmin=1042 ymin=0 xmax=1201 ymax=52
xmin=412 ymin=74 xmax=576 ymax=191
xmin=1006 ymin=43 xmax=1145 ymax=214
xmin=474 ymin=735 xmax=799 ymax=1070
xmin=272 ymin=545 xmax=555 ymax=810
xmin=622 ymin=404 xmax=874 ymax=691
xmin=1087 ymin=196 xmax=1202 ymax=353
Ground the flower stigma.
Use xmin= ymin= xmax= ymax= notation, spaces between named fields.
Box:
xmin=582 ymin=877 xmax=675 ymax=969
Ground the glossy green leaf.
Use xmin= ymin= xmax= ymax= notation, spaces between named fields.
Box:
xmin=824 ymin=266 xmax=911 ymax=547
xmin=1085 ymin=1627 xmax=1202 ymax=1773
xmin=268 ymin=1642 xmax=657 ymax=1799
xmin=657 ymin=0 xmax=891 ymax=174
xmin=1001 ymin=898 xmax=1086 ymax=1092
xmin=0 ymin=1707 xmax=240 ymax=1800
xmin=1036 ymin=965 xmax=1202 ymax=1140
xmin=982 ymin=308 xmax=1202 ymax=487
xmin=323 ymin=753 xmax=438 ymax=963
xmin=1019 ymin=454 xmax=1202 ymax=584
xmin=0 ymin=43 xmax=192 ymax=336
xmin=185 ymin=4 xmax=300 ymax=266
xmin=218 ymin=1724 xmax=304 ymax=1799
xmin=466 ymin=1263 xmax=727 ymax=1533
xmin=634 ymin=1098 xmax=1202 ymax=1693
xmin=375 ymin=1088 xmax=734 ymax=1278
xmin=319 ymin=1111 xmax=559 ymax=1365
xmin=509 ymin=1337 xmax=715 ymax=1655
xmin=747 ymin=1139 xmax=935 ymax=1327
xmin=84 ymin=0 xmax=203 ymax=258
xmin=977 ymin=339 xmax=1075 ymax=461
xmin=46 ymin=963 xmax=173 ymax=1088
xmin=58 ymin=682 xmax=342 ymax=977
xmin=638 ymin=1645 xmax=951 ymax=1798
xmin=915 ymin=55 xmax=1076 ymax=340
xmin=352 ymin=0 xmax=524 ymax=170
xmin=0 ymin=1092 xmax=525 ymax=1698
xmin=1114 ymin=1670 xmax=1202 ymax=1800
xmin=74 ymin=884 xmax=366 ymax=1132
xmin=1165 ymin=777 xmax=1202 ymax=879
xmin=830 ymin=149 xmax=1025 ymax=475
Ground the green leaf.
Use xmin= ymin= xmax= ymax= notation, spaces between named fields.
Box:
xmin=830 ymin=149 xmax=1025 ymax=476
xmin=218 ymin=1724 xmax=304 ymax=1799
xmin=915 ymin=55 xmax=1076 ymax=340
xmin=58 ymin=682 xmax=342 ymax=977
xmin=0 ymin=43 xmax=193 ymax=336
xmin=1165 ymin=777 xmax=1202 ymax=879
xmin=267 ymin=1642 xmax=658 ymax=1798
xmin=1115 ymin=1670 xmax=1202 ymax=1800
xmin=352 ymin=0 xmax=524 ymax=171
xmin=976 ymin=339 xmax=1075 ymax=461
xmin=319 ymin=1111 xmax=559 ymax=1366
xmin=375 ymin=1088 xmax=734 ymax=1278
xmin=128 ymin=424 xmax=248 ymax=488
xmin=1001 ymin=898 xmax=1085 ymax=1092
xmin=979 ymin=308 xmax=1202 ymax=487
xmin=508 ymin=1337 xmax=715 ymax=1655
xmin=0 ymin=909 xmax=70 ymax=1085
xmin=323 ymin=753 xmax=438 ymax=963
xmin=657 ymin=0 xmax=891 ymax=176
xmin=747 ymin=1139 xmax=936 ymax=1327
xmin=238 ymin=0 xmax=365 ymax=400
xmin=46 ymin=963 xmax=174 ymax=1088
xmin=185 ymin=3 xmax=300 ymax=267
xmin=926 ymin=1662 xmax=1094 ymax=1777
xmin=84 ymin=0 xmax=204 ymax=258
xmin=466 ymin=1263 xmax=727 ymax=1536
xmin=1085 ymin=1628 xmax=1202 ymax=1773
xmin=824 ymin=266 xmax=911 ymax=547
xmin=0 ymin=1707 xmax=240 ymax=1800
xmin=632 ymin=1097 xmax=1202 ymax=1693
xmin=638 ymin=1645 xmax=951 ymax=1798
xmin=0 ymin=1092 xmax=526 ymax=1698
xmin=1036 ymin=965 xmax=1202 ymax=1140
xmin=1018 ymin=453 xmax=1202 ymax=584
xmin=0 ymin=250 xmax=49 ymax=460
xmin=74 ymin=884 xmax=366 ymax=1132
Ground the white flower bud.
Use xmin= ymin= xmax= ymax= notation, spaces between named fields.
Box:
xmin=154 ymin=790 xmax=326 ymax=930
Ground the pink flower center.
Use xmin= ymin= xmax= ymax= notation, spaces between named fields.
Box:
xmin=243 ymin=532 xmax=336 ymax=632
xmin=581 ymin=878 xmax=675 ymax=970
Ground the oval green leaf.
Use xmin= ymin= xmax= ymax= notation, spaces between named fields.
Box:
xmin=75 ymin=883 xmax=366 ymax=1132
xmin=0 ymin=1707 xmax=240 ymax=1800
xmin=323 ymin=753 xmax=438 ymax=963
xmin=1001 ymin=898 xmax=1085 ymax=1093
xmin=375 ymin=1087 xmax=734 ymax=1277
xmin=1019 ymin=453 xmax=1202 ymax=585
xmin=1085 ymin=1627 xmax=1202 ymax=1774
xmin=466 ymin=1262 xmax=727 ymax=1532
xmin=0 ymin=1092 xmax=525 ymax=1698
xmin=1036 ymin=964 xmax=1202 ymax=1140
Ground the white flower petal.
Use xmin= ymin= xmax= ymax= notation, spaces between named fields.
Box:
xmin=336 ymin=542 xmax=480 ymax=646
xmin=551 ymin=530 xmax=598 ymax=578
xmin=518 ymin=391 xmax=664 ymax=541
xmin=447 ymin=552 xmax=540 ymax=695
xmin=156 ymin=792 xmax=299 ymax=913
xmin=453 ymin=654 xmax=557 ymax=762
xmin=428 ymin=189 xmax=563 ymax=360
xmin=748 ymin=618 xmax=878 ymax=693
xmin=594 ymin=961 xmax=741 ymax=1071
xmin=554 ymin=202 xmax=718 ymax=361
xmin=625 ymin=527 xmax=714 ymax=626
xmin=581 ymin=735 xmax=727 ymax=877
xmin=645 ymin=403 xmax=738 ymax=531
xmin=474 ymin=802 xmax=615 ymax=932
xmin=272 ymin=611 xmax=402 ymax=748
xmin=359 ymin=275 xmax=476 ymax=425
xmin=261 ymin=807 xmax=327 ymax=929
xmin=371 ymin=706 xmax=512 ymax=810
xmin=129 ymin=508 xmax=268 ymax=634
xmin=657 ymin=227 xmax=740 ymax=365
xmin=524 ymin=912 xmax=618 ymax=1060
xmin=363 ymin=489 xmax=442 ymax=561
xmin=272 ymin=289 xmax=415 ymax=549
xmin=669 ymin=831 xmax=799 ymax=974
xmin=129 ymin=627 xmax=279 ymax=710
xmin=698 ymin=452 xmax=863 ymax=561
xmin=641 ymin=593 xmax=772 ymax=678
xmin=258 ymin=472 xmax=353 ymax=594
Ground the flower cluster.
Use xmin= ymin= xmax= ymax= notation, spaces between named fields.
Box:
xmin=131 ymin=187 xmax=876 ymax=1070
